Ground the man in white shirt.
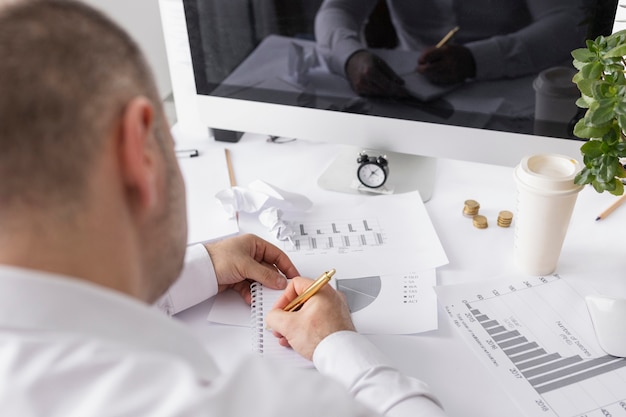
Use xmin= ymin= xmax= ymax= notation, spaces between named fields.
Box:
xmin=315 ymin=0 xmax=585 ymax=97
xmin=0 ymin=1 xmax=446 ymax=416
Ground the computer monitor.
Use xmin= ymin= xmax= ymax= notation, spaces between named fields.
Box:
xmin=158 ymin=0 xmax=617 ymax=199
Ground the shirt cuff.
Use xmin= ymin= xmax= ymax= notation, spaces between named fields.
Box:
xmin=322 ymin=35 xmax=365 ymax=76
xmin=159 ymin=244 xmax=218 ymax=315
xmin=313 ymin=330 xmax=387 ymax=372
xmin=466 ymin=39 xmax=505 ymax=80
xmin=313 ymin=331 xmax=444 ymax=415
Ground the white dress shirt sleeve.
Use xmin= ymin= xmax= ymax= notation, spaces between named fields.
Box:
xmin=314 ymin=331 xmax=447 ymax=417
xmin=314 ymin=0 xmax=379 ymax=75
xmin=155 ymin=244 xmax=218 ymax=315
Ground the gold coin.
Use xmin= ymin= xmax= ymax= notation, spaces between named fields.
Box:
xmin=472 ymin=214 xmax=488 ymax=229
xmin=497 ymin=210 xmax=513 ymax=228
xmin=463 ymin=199 xmax=480 ymax=216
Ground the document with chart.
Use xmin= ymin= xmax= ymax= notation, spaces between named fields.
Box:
xmin=268 ymin=191 xmax=448 ymax=276
xmin=250 ymin=269 xmax=438 ymax=368
xmin=435 ymin=274 xmax=626 ymax=417
xmin=264 ymin=191 xmax=446 ymax=334
xmin=209 ymin=191 xmax=447 ymax=334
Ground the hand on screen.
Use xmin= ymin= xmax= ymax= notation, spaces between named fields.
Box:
xmin=266 ymin=276 xmax=356 ymax=360
xmin=417 ymin=44 xmax=476 ymax=85
xmin=345 ymin=50 xmax=409 ymax=98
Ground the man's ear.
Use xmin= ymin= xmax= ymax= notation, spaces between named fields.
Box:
xmin=117 ymin=96 xmax=158 ymax=212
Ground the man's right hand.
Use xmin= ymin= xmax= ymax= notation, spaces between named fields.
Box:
xmin=265 ymin=276 xmax=356 ymax=360
xmin=345 ymin=50 xmax=409 ymax=98
xmin=417 ymin=44 xmax=475 ymax=85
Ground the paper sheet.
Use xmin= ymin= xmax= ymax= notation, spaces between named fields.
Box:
xmin=210 ymin=268 xmax=438 ymax=335
xmin=252 ymin=190 xmax=448 ymax=277
xmin=205 ymin=289 xmax=251 ymax=327
xmin=436 ymin=274 xmax=626 ymax=417
xmin=208 ymin=190 xmax=447 ymax=335
xmin=248 ymin=268 xmax=437 ymax=368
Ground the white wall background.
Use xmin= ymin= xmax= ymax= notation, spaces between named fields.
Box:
xmin=614 ymin=1 xmax=626 ymax=33
xmin=82 ymin=0 xmax=172 ymax=100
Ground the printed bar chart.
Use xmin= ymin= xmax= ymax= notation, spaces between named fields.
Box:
xmin=436 ymin=275 xmax=626 ymax=417
xmin=283 ymin=218 xmax=386 ymax=253
xmin=467 ymin=303 xmax=626 ymax=395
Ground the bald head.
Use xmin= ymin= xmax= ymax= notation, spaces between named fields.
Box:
xmin=0 ymin=0 xmax=161 ymax=209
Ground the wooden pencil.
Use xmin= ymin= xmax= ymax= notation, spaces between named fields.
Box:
xmin=224 ymin=148 xmax=239 ymax=222
xmin=224 ymin=148 xmax=237 ymax=187
xmin=595 ymin=193 xmax=626 ymax=220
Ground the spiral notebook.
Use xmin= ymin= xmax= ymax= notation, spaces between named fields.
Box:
xmin=250 ymin=282 xmax=313 ymax=368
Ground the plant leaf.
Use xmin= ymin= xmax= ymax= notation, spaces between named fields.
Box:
xmin=614 ymin=140 xmax=626 ymax=157
xmin=573 ymin=77 xmax=594 ymax=97
xmin=575 ymin=96 xmax=591 ymax=108
xmin=608 ymin=29 xmax=626 ymax=43
xmin=571 ymin=48 xmax=596 ymax=62
xmin=580 ymin=139 xmax=604 ymax=157
xmin=574 ymin=167 xmax=594 ymax=185
xmin=609 ymin=179 xmax=625 ymax=196
xmin=581 ymin=61 xmax=603 ymax=79
xmin=618 ymin=114 xmax=626 ymax=133
xmin=592 ymin=178 xmax=608 ymax=193
xmin=597 ymin=154 xmax=621 ymax=181
xmin=573 ymin=119 xmax=611 ymax=139
xmin=605 ymin=44 xmax=626 ymax=58
xmin=590 ymin=101 xmax=616 ymax=125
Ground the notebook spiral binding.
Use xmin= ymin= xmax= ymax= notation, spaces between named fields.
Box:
xmin=250 ymin=282 xmax=265 ymax=354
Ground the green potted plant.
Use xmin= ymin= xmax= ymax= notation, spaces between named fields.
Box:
xmin=571 ymin=29 xmax=626 ymax=195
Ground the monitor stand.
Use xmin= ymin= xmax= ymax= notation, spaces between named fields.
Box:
xmin=317 ymin=146 xmax=437 ymax=202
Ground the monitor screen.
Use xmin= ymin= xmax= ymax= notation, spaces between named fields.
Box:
xmin=159 ymin=0 xmax=618 ymax=168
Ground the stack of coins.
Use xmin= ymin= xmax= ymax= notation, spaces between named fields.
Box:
xmin=472 ymin=214 xmax=488 ymax=229
xmin=463 ymin=199 xmax=480 ymax=217
xmin=497 ymin=210 xmax=514 ymax=228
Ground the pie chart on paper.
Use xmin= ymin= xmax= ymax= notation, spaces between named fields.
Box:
xmin=337 ymin=276 xmax=382 ymax=313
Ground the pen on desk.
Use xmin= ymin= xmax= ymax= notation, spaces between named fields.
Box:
xmin=595 ymin=193 xmax=626 ymax=221
xmin=436 ymin=26 xmax=460 ymax=48
xmin=175 ymin=149 xmax=199 ymax=158
xmin=283 ymin=269 xmax=336 ymax=312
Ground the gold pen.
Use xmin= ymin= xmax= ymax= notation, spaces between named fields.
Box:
xmin=436 ymin=26 xmax=460 ymax=48
xmin=283 ymin=269 xmax=336 ymax=312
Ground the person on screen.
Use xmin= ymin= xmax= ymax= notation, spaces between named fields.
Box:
xmin=315 ymin=0 xmax=586 ymax=97
xmin=0 ymin=1 xmax=447 ymax=416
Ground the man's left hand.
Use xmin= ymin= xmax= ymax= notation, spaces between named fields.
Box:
xmin=205 ymin=234 xmax=299 ymax=304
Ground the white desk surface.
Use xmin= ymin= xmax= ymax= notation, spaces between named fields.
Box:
xmin=173 ymin=129 xmax=625 ymax=417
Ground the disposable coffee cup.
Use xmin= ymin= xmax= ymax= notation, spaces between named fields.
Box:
xmin=513 ymin=154 xmax=583 ymax=276
xmin=533 ymin=67 xmax=579 ymax=137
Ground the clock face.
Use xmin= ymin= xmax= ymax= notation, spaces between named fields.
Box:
xmin=357 ymin=162 xmax=387 ymax=188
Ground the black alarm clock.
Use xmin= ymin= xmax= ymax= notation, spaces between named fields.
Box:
xmin=356 ymin=152 xmax=389 ymax=188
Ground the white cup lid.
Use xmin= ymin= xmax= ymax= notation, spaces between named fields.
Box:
xmin=514 ymin=154 xmax=583 ymax=194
